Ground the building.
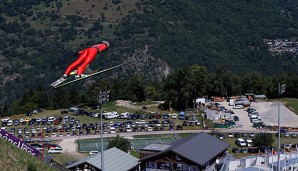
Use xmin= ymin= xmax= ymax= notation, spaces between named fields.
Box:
xmin=140 ymin=132 xmax=230 ymax=171
xmin=139 ymin=144 xmax=171 ymax=159
xmin=66 ymin=147 xmax=139 ymax=171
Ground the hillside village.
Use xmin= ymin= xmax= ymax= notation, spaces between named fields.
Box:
xmin=264 ymin=38 xmax=298 ymax=55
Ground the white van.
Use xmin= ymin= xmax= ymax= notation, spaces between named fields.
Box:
xmin=112 ymin=111 xmax=119 ymax=118
xmin=120 ymin=112 xmax=129 ymax=119
xmin=48 ymin=147 xmax=63 ymax=154
xmin=103 ymin=112 xmax=114 ymax=119
xmin=236 ymin=138 xmax=247 ymax=147
xmin=104 ymin=111 xmax=119 ymax=119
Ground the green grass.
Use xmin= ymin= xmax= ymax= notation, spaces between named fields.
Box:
xmin=129 ymin=150 xmax=140 ymax=159
xmin=0 ymin=138 xmax=55 ymax=171
xmin=282 ymin=98 xmax=298 ymax=115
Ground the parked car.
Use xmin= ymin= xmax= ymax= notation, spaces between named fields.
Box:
xmin=234 ymin=132 xmax=240 ymax=138
xmin=235 ymin=138 xmax=247 ymax=147
xmin=291 ymin=133 xmax=297 ymax=138
xmin=249 ymin=133 xmax=255 ymax=137
xmin=176 ymin=125 xmax=183 ymax=130
xmin=233 ymin=105 xmax=243 ymax=109
xmin=179 ymin=115 xmax=184 ymax=120
xmin=89 ymin=150 xmax=99 ymax=156
xmin=1 ymin=117 xmax=10 ymax=122
xmin=38 ymin=138 xmax=51 ymax=142
xmin=248 ymin=148 xmax=258 ymax=153
xmin=233 ymin=116 xmax=239 ymax=121
xmin=24 ymin=138 xmax=34 ymax=143
xmin=240 ymin=148 xmax=248 ymax=153
xmin=156 ymin=114 xmax=161 ymax=119
xmin=172 ymin=114 xmax=178 ymax=119
xmin=163 ymin=114 xmax=169 ymax=119
xmin=228 ymin=133 xmax=234 ymax=138
xmin=284 ymin=132 xmax=290 ymax=137
xmin=149 ymin=114 xmax=155 ymax=119
xmin=48 ymin=147 xmax=63 ymax=154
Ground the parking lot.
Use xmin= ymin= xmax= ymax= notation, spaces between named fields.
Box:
xmin=219 ymin=102 xmax=257 ymax=131
xmin=0 ymin=107 xmax=205 ymax=147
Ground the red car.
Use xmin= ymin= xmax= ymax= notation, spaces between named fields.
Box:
xmin=54 ymin=120 xmax=60 ymax=125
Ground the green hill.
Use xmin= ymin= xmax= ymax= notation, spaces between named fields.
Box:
xmin=1 ymin=0 xmax=298 ymax=104
xmin=0 ymin=138 xmax=55 ymax=171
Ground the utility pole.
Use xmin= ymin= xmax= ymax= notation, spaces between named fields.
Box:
xmin=277 ymin=83 xmax=286 ymax=171
xmin=98 ymin=90 xmax=110 ymax=171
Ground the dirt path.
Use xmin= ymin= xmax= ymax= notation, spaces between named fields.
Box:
xmin=57 ymin=137 xmax=87 ymax=160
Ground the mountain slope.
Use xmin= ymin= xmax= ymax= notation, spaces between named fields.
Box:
xmin=0 ymin=138 xmax=55 ymax=171
xmin=1 ymin=0 xmax=298 ymax=104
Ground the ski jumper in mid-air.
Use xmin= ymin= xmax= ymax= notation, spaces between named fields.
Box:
xmin=51 ymin=41 xmax=109 ymax=86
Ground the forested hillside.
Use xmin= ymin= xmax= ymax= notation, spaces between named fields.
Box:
xmin=1 ymin=0 xmax=298 ymax=110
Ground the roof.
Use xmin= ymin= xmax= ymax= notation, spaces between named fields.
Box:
xmin=140 ymin=132 xmax=230 ymax=166
xmin=141 ymin=144 xmax=171 ymax=152
xmin=66 ymin=147 xmax=139 ymax=171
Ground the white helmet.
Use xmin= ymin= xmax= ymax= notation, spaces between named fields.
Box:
xmin=102 ymin=41 xmax=110 ymax=48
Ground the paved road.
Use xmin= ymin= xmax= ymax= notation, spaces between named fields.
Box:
xmin=53 ymin=128 xmax=275 ymax=142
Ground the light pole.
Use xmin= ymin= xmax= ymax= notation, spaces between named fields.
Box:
xmin=277 ymin=83 xmax=286 ymax=171
xmin=98 ymin=90 xmax=110 ymax=171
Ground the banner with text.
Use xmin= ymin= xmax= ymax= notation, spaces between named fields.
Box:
xmin=0 ymin=129 xmax=40 ymax=157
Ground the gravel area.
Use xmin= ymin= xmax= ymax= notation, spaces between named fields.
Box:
xmin=219 ymin=102 xmax=256 ymax=131
xmin=251 ymin=102 xmax=298 ymax=127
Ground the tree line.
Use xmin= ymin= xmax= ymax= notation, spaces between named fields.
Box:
xmin=1 ymin=65 xmax=297 ymax=116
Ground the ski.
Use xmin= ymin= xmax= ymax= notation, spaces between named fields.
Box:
xmin=52 ymin=62 xmax=127 ymax=89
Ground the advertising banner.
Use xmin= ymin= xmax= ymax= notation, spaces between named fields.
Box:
xmin=0 ymin=129 xmax=40 ymax=157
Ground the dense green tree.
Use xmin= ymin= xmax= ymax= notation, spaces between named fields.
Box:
xmin=69 ymin=86 xmax=79 ymax=106
xmin=252 ymin=133 xmax=274 ymax=148
xmin=32 ymin=86 xmax=49 ymax=109
xmin=51 ymin=89 xmax=69 ymax=109
xmin=107 ymin=134 xmax=131 ymax=152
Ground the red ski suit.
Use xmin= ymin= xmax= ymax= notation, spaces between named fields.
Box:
xmin=64 ymin=43 xmax=109 ymax=76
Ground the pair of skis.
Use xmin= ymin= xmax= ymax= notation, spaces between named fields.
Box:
xmin=51 ymin=62 xmax=127 ymax=89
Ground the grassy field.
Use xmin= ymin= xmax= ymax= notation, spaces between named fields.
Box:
xmin=282 ymin=98 xmax=298 ymax=115
xmin=0 ymin=138 xmax=55 ymax=171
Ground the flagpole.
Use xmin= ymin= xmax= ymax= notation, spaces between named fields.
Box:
xmin=296 ymin=144 xmax=298 ymax=168
xmin=284 ymin=147 xmax=286 ymax=170
xmin=277 ymin=83 xmax=281 ymax=171
xmin=272 ymin=147 xmax=274 ymax=171
xmin=277 ymin=83 xmax=286 ymax=171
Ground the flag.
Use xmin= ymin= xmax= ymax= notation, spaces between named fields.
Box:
xmin=266 ymin=149 xmax=272 ymax=157
xmin=273 ymin=150 xmax=276 ymax=156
